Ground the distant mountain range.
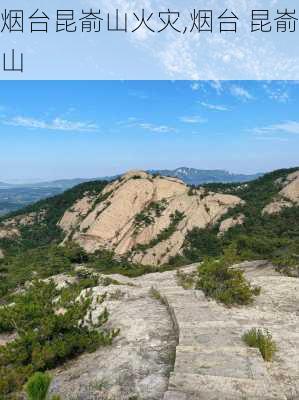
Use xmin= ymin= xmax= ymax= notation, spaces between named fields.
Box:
xmin=0 ymin=168 xmax=263 ymax=216
xmin=148 ymin=167 xmax=262 ymax=185
xmin=0 ymin=168 xmax=262 ymax=189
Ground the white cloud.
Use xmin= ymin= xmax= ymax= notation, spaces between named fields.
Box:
xmin=190 ymin=82 xmax=200 ymax=91
xmin=230 ymin=85 xmax=254 ymax=101
xmin=73 ymin=0 xmax=299 ymax=80
xmin=269 ymin=90 xmax=289 ymax=103
xmin=119 ymin=116 xmax=177 ymax=133
xmin=263 ymin=83 xmax=289 ymax=103
xmin=200 ymin=102 xmax=229 ymax=112
xmin=251 ymin=121 xmax=299 ymax=135
xmin=254 ymin=136 xmax=290 ymax=142
xmin=138 ymin=122 xmax=176 ymax=133
xmin=209 ymin=81 xmax=223 ymax=94
xmin=5 ymin=116 xmax=98 ymax=132
xmin=180 ymin=115 xmax=207 ymax=124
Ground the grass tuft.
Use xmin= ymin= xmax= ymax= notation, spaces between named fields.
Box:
xmin=242 ymin=328 xmax=277 ymax=361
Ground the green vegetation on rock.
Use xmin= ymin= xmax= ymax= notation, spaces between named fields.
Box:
xmin=178 ymin=169 xmax=299 ymax=273
xmin=0 ymin=243 xmax=87 ymax=300
xmin=0 ymin=279 xmax=118 ymax=398
xmin=26 ymin=372 xmax=52 ymax=400
xmin=133 ymin=200 xmax=168 ymax=233
xmin=134 ymin=210 xmax=185 ymax=253
xmin=242 ymin=328 xmax=277 ymax=362
xmin=196 ymin=246 xmax=261 ymax=306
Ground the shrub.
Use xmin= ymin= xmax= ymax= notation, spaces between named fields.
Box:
xmin=242 ymin=328 xmax=277 ymax=361
xmin=26 ymin=372 xmax=51 ymax=400
xmin=0 ymin=280 xmax=119 ymax=397
xmin=196 ymin=245 xmax=260 ymax=306
xmin=176 ymin=269 xmax=196 ymax=289
xmin=0 ymin=243 xmax=88 ymax=299
xmin=272 ymin=247 xmax=299 ymax=277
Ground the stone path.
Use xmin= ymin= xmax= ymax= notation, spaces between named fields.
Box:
xmin=49 ymin=261 xmax=299 ymax=399
xmin=133 ymin=262 xmax=299 ymax=400
xmin=50 ymin=284 xmax=177 ymax=400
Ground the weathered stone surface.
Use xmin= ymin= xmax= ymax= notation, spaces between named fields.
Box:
xmin=133 ymin=262 xmax=299 ymax=399
xmin=43 ymin=273 xmax=77 ymax=289
xmin=42 ymin=261 xmax=299 ymax=399
xmin=58 ymin=171 xmax=243 ymax=265
xmin=0 ymin=226 xmax=19 ymax=239
xmin=59 ymin=195 xmax=97 ymax=236
xmin=263 ymin=170 xmax=299 ymax=215
xmin=0 ymin=332 xmax=16 ymax=346
xmin=281 ymin=170 xmax=299 ymax=202
xmin=263 ymin=199 xmax=293 ymax=215
xmin=0 ymin=210 xmax=46 ymax=239
xmin=218 ymin=214 xmax=245 ymax=236
xmin=50 ymin=284 xmax=177 ymax=400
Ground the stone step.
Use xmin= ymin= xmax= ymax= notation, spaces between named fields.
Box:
xmin=164 ymin=299 xmax=207 ymax=310
xmin=174 ymin=345 xmax=269 ymax=380
xmin=163 ymin=388 xmax=283 ymax=400
xmin=149 ymin=285 xmax=182 ymax=291
xmin=176 ymin=320 xmax=242 ymax=331
xmin=167 ymin=373 xmax=286 ymax=400
xmin=179 ymin=321 xmax=299 ymax=338
xmin=163 ymin=390 xmax=190 ymax=400
xmin=194 ymin=290 xmax=208 ymax=301
xmin=160 ymin=291 xmax=197 ymax=300
xmin=172 ymin=309 xmax=229 ymax=323
xmin=179 ymin=326 xmax=245 ymax=347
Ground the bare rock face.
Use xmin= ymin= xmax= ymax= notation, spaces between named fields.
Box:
xmin=281 ymin=170 xmax=299 ymax=202
xmin=50 ymin=262 xmax=299 ymax=399
xmin=50 ymin=283 xmax=177 ymax=400
xmin=0 ymin=226 xmax=20 ymax=239
xmin=0 ymin=332 xmax=17 ymax=347
xmin=59 ymin=171 xmax=244 ymax=265
xmin=218 ymin=214 xmax=245 ymax=236
xmin=43 ymin=273 xmax=77 ymax=289
xmin=263 ymin=170 xmax=299 ymax=215
xmin=0 ymin=211 xmax=46 ymax=240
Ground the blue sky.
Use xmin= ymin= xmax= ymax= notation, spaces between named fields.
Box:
xmin=0 ymin=80 xmax=298 ymax=182
xmin=2 ymin=0 xmax=299 ymax=80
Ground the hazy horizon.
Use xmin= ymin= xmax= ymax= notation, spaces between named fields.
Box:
xmin=1 ymin=80 xmax=298 ymax=182
xmin=2 ymin=165 xmax=298 ymax=185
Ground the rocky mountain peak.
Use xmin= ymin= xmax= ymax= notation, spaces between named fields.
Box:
xmin=58 ymin=171 xmax=244 ymax=265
